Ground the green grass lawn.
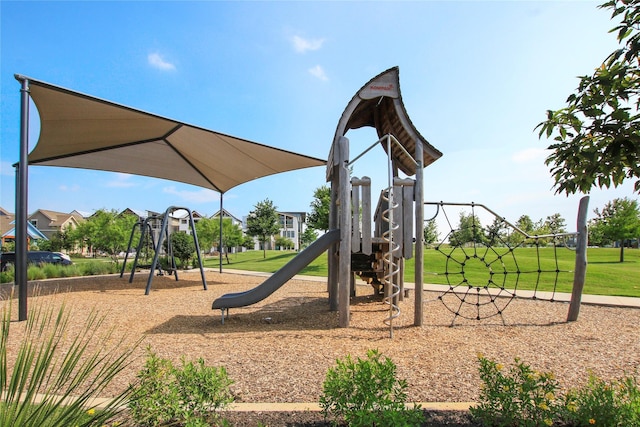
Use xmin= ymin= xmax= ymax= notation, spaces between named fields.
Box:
xmin=204 ymin=246 xmax=640 ymax=298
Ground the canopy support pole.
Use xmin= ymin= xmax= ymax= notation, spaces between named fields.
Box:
xmin=219 ymin=193 xmax=223 ymax=273
xmin=16 ymin=76 xmax=30 ymax=322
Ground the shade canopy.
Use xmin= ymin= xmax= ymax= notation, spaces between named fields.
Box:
xmin=19 ymin=75 xmax=326 ymax=194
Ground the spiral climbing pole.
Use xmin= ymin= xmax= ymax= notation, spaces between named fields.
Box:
xmin=381 ymin=184 xmax=401 ymax=338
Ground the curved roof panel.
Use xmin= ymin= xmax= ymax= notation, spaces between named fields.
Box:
xmin=332 ymin=66 xmax=442 ymax=176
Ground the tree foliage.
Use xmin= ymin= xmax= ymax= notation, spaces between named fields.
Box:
xmin=449 ymin=213 xmax=486 ymax=246
xmin=300 ymin=227 xmax=319 ymax=249
xmin=423 ymin=219 xmax=439 ymax=246
xmin=537 ymin=0 xmax=640 ymax=195
xmin=307 ymin=185 xmax=331 ymax=232
xmin=591 ymin=197 xmax=640 ymax=261
xmin=246 ymin=199 xmax=280 ymax=258
xmin=168 ymin=231 xmax=196 ymax=268
xmin=195 ymin=217 xmax=243 ymax=258
xmin=68 ymin=209 xmax=137 ymax=264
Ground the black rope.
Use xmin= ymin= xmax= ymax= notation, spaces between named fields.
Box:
xmin=431 ymin=204 xmax=573 ymax=324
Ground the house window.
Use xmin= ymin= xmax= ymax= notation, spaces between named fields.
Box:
xmin=29 ymin=219 xmax=38 ymax=228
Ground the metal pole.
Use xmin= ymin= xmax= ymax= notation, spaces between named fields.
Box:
xmin=16 ymin=76 xmax=30 ymax=321
xmin=219 ymin=193 xmax=223 ymax=273
xmin=567 ymin=195 xmax=590 ymax=322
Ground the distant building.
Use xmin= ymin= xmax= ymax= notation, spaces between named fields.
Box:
xmin=28 ymin=209 xmax=83 ymax=241
xmin=243 ymin=211 xmax=306 ymax=251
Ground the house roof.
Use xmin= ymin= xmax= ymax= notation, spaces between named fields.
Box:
xmin=18 ymin=75 xmax=326 ymax=194
xmin=212 ymin=208 xmax=242 ymax=224
xmin=29 ymin=209 xmax=79 ymax=228
xmin=0 ymin=212 xmax=16 ymax=237
xmin=2 ymin=220 xmax=48 ymax=241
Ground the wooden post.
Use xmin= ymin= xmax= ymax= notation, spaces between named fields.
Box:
xmin=361 ymin=177 xmax=372 ymax=255
xmin=338 ymin=136 xmax=351 ymax=327
xmin=328 ymin=143 xmax=340 ymax=310
xmin=567 ymin=196 xmax=590 ymax=322
xmin=351 ymin=177 xmax=361 ymax=253
xmin=414 ymin=142 xmax=424 ymax=326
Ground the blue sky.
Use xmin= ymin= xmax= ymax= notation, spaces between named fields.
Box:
xmin=1 ymin=1 xmax=638 ymax=236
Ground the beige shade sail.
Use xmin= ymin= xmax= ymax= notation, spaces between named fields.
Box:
xmin=22 ymin=76 xmax=326 ymax=193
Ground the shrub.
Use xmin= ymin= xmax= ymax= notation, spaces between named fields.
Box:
xmin=561 ymin=371 xmax=640 ymax=427
xmin=472 ymin=356 xmax=640 ymax=427
xmin=319 ymin=349 xmax=424 ymax=427
xmin=80 ymin=260 xmax=118 ymax=276
xmin=0 ymin=298 xmax=139 ymax=426
xmin=129 ymin=348 xmax=234 ymax=427
xmin=26 ymin=264 xmax=46 ymax=280
xmin=471 ymin=355 xmax=561 ymax=427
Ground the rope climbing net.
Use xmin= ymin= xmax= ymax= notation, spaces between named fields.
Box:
xmin=425 ymin=202 xmax=578 ymax=325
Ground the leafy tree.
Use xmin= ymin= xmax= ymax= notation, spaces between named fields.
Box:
xmin=241 ymin=235 xmax=255 ymax=250
xmin=195 ymin=216 xmax=217 ymax=254
xmin=308 ymin=185 xmax=331 ymax=232
xmin=275 ymin=235 xmax=294 ymax=250
xmin=72 ymin=209 xmax=137 ymax=264
xmin=168 ymin=231 xmax=196 ymax=268
xmin=537 ymin=0 xmax=640 ymax=195
xmin=246 ymin=199 xmax=280 ymax=258
xmin=300 ymin=227 xmax=319 ymax=249
xmin=423 ymin=219 xmax=439 ymax=246
xmin=485 ymin=217 xmax=508 ymax=245
xmin=449 ymin=212 xmax=486 ymax=246
xmin=196 ymin=216 xmax=243 ymax=263
xmin=545 ymin=213 xmax=567 ymax=234
xmin=592 ymin=197 xmax=640 ymax=261
xmin=588 ymin=217 xmax=612 ymax=247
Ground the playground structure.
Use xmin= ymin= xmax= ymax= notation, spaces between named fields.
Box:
xmin=12 ymin=68 xmax=590 ymax=329
xmin=213 ymin=66 xmax=590 ymax=335
xmin=213 ymin=67 xmax=444 ymax=336
xmin=121 ymin=206 xmax=207 ymax=295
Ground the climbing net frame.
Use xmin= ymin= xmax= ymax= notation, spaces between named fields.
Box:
xmin=424 ymin=201 xmax=579 ymax=326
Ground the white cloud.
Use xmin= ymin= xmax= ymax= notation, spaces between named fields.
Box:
xmin=512 ymin=147 xmax=548 ymax=163
xmin=308 ymin=65 xmax=328 ymax=81
xmin=148 ymin=52 xmax=176 ymax=71
xmin=59 ymin=184 xmax=80 ymax=192
xmin=163 ymin=186 xmax=219 ymax=203
xmin=105 ymin=173 xmax=137 ymax=188
xmin=291 ymin=35 xmax=324 ymax=53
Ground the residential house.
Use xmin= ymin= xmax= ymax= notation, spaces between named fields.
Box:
xmin=278 ymin=211 xmax=306 ymax=251
xmin=0 ymin=207 xmax=15 ymax=247
xmin=28 ymin=209 xmax=83 ymax=241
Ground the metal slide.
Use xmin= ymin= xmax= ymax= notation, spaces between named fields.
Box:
xmin=212 ymin=229 xmax=340 ymax=317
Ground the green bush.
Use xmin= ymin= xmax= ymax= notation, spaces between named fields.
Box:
xmin=0 ymin=299 xmax=139 ymax=426
xmin=80 ymin=260 xmax=118 ymax=276
xmin=472 ymin=356 xmax=640 ymax=427
xmin=561 ymin=372 xmax=640 ymax=426
xmin=128 ymin=348 xmax=234 ymax=427
xmin=319 ymin=349 xmax=424 ymax=427
xmin=471 ymin=355 xmax=562 ymax=427
xmin=26 ymin=265 xmax=46 ymax=280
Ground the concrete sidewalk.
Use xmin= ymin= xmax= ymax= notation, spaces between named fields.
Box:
xmin=217 ymin=268 xmax=640 ymax=310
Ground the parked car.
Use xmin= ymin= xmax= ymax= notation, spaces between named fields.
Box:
xmin=53 ymin=252 xmax=72 ymax=263
xmin=0 ymin=251 xmax=73 ymax=272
